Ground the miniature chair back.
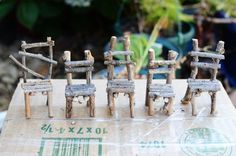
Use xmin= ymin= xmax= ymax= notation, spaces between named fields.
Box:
xmin=104 ymin=36 xmax=135 ymax=117
xmin=104 ymin=36 xmax=135 ymax=80
xmin=9 ymin=37 xmax=57 ymax=119
xmin=63 ymin=50 xmax=95 ymax=118
xmin=181 ymin=39 xmax=225 ymax=115
xmin=145 ymin=49 xmax=178 ymax=116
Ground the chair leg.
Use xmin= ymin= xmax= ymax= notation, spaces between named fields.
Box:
xmin=148 ymin=97 xmax=154 ymax=116
xmin=129 ymin=93 xmax=135 ymax=118
xmin=89 ymin=95 xmax=95 ymax=117
xmin=24 ymin=92 xmax=31 ymax=119
xmin=87 ymin=96 xmax=90 ymax=107
xmin=181 ymin=86 xmax=192 ymax=105
xmin=47 ymin=91 xmax=53 ymax=118
xmin=166 ymin=97 xmax=174 ymax=115
xmin=66 ymin=96 xmax=73 ymax=118
xmin=108 ymin=92 xmax=115 ymax=116
xmin=210 ymin=92 xmax=217 ymax=115
xmin=191 ymin=92 xmax=197 ymax=116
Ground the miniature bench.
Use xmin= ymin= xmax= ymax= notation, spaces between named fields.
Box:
xmin=181 ymin=39 xmax=225 ymax=116
xmin=104 ymin=36 xmax=135 ymax=118
xmin=145 ymin=49 xmax=178 ymax=116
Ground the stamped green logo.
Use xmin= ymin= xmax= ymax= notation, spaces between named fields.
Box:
xmin=179 ymin=128 xmax=232 ymax=156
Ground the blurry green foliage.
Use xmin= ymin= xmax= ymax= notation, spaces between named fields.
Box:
xmin=0 ymin=0 xmax=124 ymax=35
xmin=0 ymin=0 xmax=15 ymax=20
xmin=205 ymin=0 xmax=236 ymax=17
xmin=140 ymin=0 xmax=193 ymax=29
xmin=115 ymin=34 xmax=162 ymax=67
xmin=114 ymin=20 xmax=164 ymax=73
xmin=17 ymin=0 xmax=39 ymax=29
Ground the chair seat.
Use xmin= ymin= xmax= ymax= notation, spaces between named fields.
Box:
xmin=187 ymin=79 xmax=221 ymax=92
xmin=149 ymin=84 xmax=175 ymax=98
xmin=65 ymin=84 xmax=96 ymax=97
xmin=107 ymin=80 xmax=134 ymax=93
xmin=21 ymin=80 xmax=52 ymax=93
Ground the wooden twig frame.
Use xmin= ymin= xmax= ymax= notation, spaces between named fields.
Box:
xmin=63 ymin=50 xmax=96 ymax=118
xmin=181 ymin=39 xmax=225 ymax=116
xmin=104 ymin=36 xmax=135 ymax=118
xmin=9 ymin=37 xmax=56 ymax=119
xmin=145 ymin=48 xmax=178 ymax=116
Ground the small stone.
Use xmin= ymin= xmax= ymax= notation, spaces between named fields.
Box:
xmin=71 ymin=121 xmax=76 ymax=125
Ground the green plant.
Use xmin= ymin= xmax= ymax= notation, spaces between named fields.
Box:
xmin=114 ymin=20 xmax=166 ymax=74
xmin=140 ymin=0 xmax=192 ymax=30
xmin=204 ymin=0 xmax=236 ymax=17
xmin=0 ymin=0 xmax=63 ymax=30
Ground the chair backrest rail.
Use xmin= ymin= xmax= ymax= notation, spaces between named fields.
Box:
xmin=18 ymin=51 xmax=57 ymax=64
xmin=104 ymin=60 xmax=135 ymax=65
xmin=189 ymin=51 xmax=225 ymax=59
xmin=149 ymin=68 xmax=172 ymax=74
xmin=104 ymin=51 xmax=133 ymax=58
xmin=191 ymin=62 xmax=221 ymax=69
xmin=65 ymin=66 xmax=94 ymax=73
xmin=21 ymin=41 xmax=54 ymax=49
xmin=150 ymin=60 xmax=176 ymax=67
xmin=65 ymin=60 xmax=93 ymax=67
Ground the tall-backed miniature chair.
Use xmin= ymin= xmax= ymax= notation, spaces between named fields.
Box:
xmin=181 ymin=39 xmax=225 ymax=116
xmin=104 ymin=36 xmax=135 ymax=118
xmin=63 ymin=50 xmax=95 ymax=118
xmin=9 ymin=37 xmax=57 ymax=118
xmin=145 ymin=49 xmax=178 ymax=116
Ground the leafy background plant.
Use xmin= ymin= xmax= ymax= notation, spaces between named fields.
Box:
xmin=140 ymin=0 xmax=193 ymax=30
xmin=114 ymin=19 xmax=167 ymax=74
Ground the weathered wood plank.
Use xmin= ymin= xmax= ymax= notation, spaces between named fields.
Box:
xmin=65 ymin=66 xmax=94 ymax=73
xmin=191 ymin=62 xmax=221 ymax=69
xmin=19 ymin=51 xmax=57 ymax=64
xmin=65 ymin=60 xmax=94 ymax=68
xmin=65 ymin=84 xmax=95 ymax=96
xmin=9 ymin=55 xmax=45 ymax=79
xmin=104 ymin=60 xmax=135 ymax=65
xmin=149 ymin=92 xmax=175 ymax=98
xmin=104 ymin=51 xmax=133 ymax=58
xmin=21 ymin=81 xmax=52 ymax=93
xmin=108 ymin=80 xmax=134 ymax=87
xmin=107 ymin=80 xmax=134 ymax=93
xmin=189 ymin=51 xmax=225 ymax=59
xmin=188 ymin=79 xmax=221 ymax=92
xmin=150 ymin=60 xmax=176 ymax=67
xmin=21 ymin=41 xmax=54 ymax=49
xmin=149 ymin=68 xmax=172 ymax=74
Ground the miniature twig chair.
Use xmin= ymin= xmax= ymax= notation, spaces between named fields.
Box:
xmin=181 ymin=39 xmax=225 ymax=116
xmin=63 ymin=50 xmax=95 ymax=118
xmin=145 ymin=49 xmax=178 ymax=116
xmin=104 ymin=36 xmax=135 ymax=118
xmin=9 ymin=37 xmax=57 ymax=119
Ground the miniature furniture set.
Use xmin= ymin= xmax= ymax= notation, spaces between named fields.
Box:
xmin=9 ymin=36 xmax=225 ymax=119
